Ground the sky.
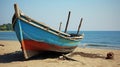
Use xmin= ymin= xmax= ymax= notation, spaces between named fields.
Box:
xmin=0 ymin=0 xmax=120 ymax=31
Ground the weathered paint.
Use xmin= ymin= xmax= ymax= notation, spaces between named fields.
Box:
xmin=13 ymin=19 xmax=81 ymax=59
xmin=14 ymin=19 xmax=80 ymax=47
xmin=21 ymin=40 xmax=76 ymax=52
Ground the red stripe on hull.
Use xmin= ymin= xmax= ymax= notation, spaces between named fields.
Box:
xmin=21 ymin=40 xmax=62 ymax=51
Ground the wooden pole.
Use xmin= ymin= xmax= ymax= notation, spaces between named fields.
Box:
xmin=59 ymin=22 xmax=62 ymax=31
xmin=77 ymin=18 xmax=83 ymax=35
xmin=14 ymin=3 xmax=20 ymax=17
xmin=64 ymin=11 xmax=71 ymax=33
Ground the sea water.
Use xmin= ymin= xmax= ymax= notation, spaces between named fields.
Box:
xmin=0 ymin=31 xmax=18 ymax=40
xmin=0 ymin=31 xmax=120 ymax=49
xmin=69 ymin=31 xmax=120 ymax=50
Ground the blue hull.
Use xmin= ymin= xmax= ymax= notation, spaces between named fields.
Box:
xmin=14 ymin=19 xmax=80 ymax=48
xmin=12 ymin=4 xmax=83 ymax=59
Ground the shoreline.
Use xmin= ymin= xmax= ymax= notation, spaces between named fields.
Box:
xmin=0 ymin=31 xmax=14 ymax=32
xmin=79 ymin=45 xmax=120 ymax=50
xmin=0 ymin=40 xmax=120 ymax=67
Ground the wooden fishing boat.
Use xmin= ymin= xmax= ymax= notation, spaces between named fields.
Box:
xmin=12 ymin=4 xmax=84 ymax=59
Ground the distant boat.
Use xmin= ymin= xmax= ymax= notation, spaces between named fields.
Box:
xmin=12 ymin=4 xmax=84 ymax=59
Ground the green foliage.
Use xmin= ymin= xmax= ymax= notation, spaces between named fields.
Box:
xmin=0 ymin=23 xmax=13 ymax=31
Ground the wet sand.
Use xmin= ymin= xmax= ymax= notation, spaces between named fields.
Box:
xmin=0 ymin=40 xmax=120 ymax=67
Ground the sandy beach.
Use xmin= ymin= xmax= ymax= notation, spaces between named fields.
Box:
xmin=0 ymin=40 xmax=120 ymax=67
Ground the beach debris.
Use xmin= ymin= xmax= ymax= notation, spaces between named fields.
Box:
xmin=58 ymin=54 xmax=78 ymax=61
xmin=106 ymin=52 xmax=114 ymax=59
xmin=0 ymin=44 xmax=4 ymax=47
xmin=83 ymin=44 xmax=87 ymax=48
xmin=58 ymin=54 xmax=85 ymax=65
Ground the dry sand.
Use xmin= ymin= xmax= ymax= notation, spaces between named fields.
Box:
xmin=0 ymin=40 xmax=120 ymax=67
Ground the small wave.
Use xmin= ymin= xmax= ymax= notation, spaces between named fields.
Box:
xmin=87 ymin=44 xmax=108 ymax=47
xmin=80 ymin=43 xmax=120 ymax=50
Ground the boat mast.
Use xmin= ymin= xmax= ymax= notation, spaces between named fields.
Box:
xmin=59 ymin=22 xmax=62 ymax=31
xmin=77 ymin=18 xmax=83 ymax=35
xmin=64 ymin=11 xmax=71 ymax=33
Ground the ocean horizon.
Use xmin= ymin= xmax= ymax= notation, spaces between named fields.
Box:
xmin=0 ymin=31 xmax=120 ymax=50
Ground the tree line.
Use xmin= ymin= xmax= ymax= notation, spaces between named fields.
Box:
xmin=0 ymin=23 xmax=13 ymax=31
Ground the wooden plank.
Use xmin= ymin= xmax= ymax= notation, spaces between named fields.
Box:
xmin=59 ymin=22 xmax=62 ymax=31
xmin=64 ymin=11 xmax=71 ymax=33
xmin=14 ymin=4 xmax=20 ymax=17
xmin=77 ymin=18 xmax=83 ymax=35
